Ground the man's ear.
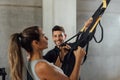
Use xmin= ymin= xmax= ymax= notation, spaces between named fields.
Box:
xmin=64 ymin=33 xmax=67 ymax=39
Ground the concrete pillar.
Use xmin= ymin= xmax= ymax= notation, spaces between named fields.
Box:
xmin=43 ymin=0 xmax=76 ymax=53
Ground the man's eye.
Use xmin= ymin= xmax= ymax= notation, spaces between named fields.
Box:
xmin=59 ymin=34 xmax=63 ymax=37
xmin=54 ymin=35 xmax=57 ymax=37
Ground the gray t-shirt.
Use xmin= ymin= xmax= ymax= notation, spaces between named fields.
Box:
xmin=28 ymin=59 xmax=63 ymax=80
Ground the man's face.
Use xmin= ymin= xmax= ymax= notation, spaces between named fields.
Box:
xmin=52 ymin=31 xmax=66 ymax=46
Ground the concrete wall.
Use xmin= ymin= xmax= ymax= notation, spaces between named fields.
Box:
xmin=0 ymin=0 xmax=120 ymax=80
xmin=77 ymin=0 xmax=120 ymax=80
xmin=0 ymin=0 xmax=42 ymax=79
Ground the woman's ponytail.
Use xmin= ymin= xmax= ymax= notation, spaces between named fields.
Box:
xmin=8 ymin=33 xmax=23 ymax=80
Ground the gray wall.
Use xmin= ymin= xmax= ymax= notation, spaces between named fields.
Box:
xmin=0 ymin=0 xmax=42 ymax=79
xmin=77 ymin=0 xmax=120 ymax=80
xmin=0 ymin=0 xmax=120 ymax=80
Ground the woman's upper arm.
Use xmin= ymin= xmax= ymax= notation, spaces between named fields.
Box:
xmin=35 ymin=61 xmax=70 ymax=80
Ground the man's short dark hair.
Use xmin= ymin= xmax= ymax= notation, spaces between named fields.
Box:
xmin=52 ymin=25 xmax=65 ymax=33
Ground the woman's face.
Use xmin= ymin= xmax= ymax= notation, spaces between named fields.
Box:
xmin=38 ymin=29 xmax=48 ymax=50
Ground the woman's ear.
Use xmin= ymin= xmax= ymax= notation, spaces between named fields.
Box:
xmin=32 ymin=40 xmax=39 ymax=47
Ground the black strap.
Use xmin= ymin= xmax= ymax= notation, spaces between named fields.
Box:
xmin=82 ymin=42 xmax=89 ymax=64
xmin=61 ymin=0 xmax=111 ymax=77
xmin=93 ymin=21 xmax=104 ymax=43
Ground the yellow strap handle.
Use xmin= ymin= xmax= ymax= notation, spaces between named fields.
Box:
xmin=80 ymin=25 xmax=87 ymax=32
xmin=89 ymin=16 xmax=101 ymax=33
xmin=103 ymin=0 xmax=107 ymax=8
xmin=80 ymin=17 xmax=93 ymax=32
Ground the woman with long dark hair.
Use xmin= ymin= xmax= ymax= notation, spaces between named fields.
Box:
xmin=8 ymin=26 xmax=86 ymax=80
